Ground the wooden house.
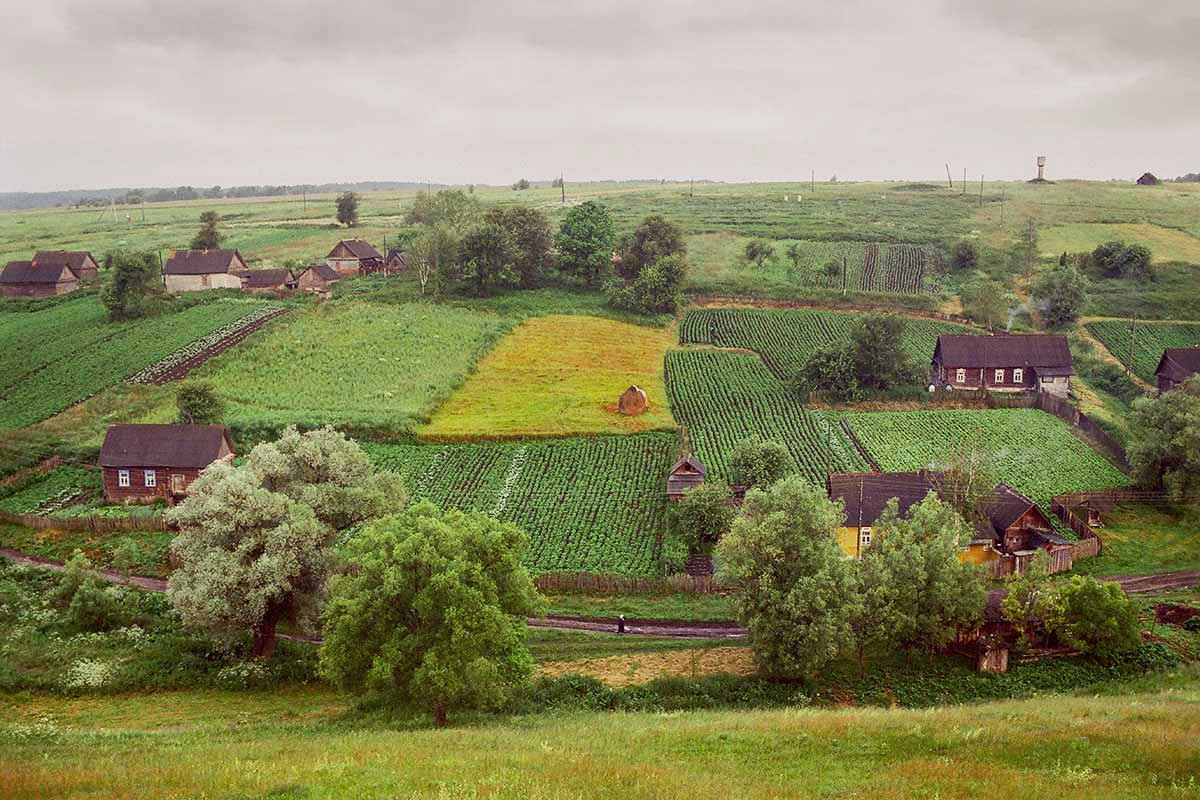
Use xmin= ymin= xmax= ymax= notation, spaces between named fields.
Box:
xmin=1136 ymin=172 xmax=1161 ymax=186
xmin=99 ymin=423 xmax=234 ymax=503
xmin=32 ymin=251 xmax=99 ymax=282
xmin=163 ymin=249 xmax=247 ymax=292
xmin=326 ymin=239 xmax=383 ymax=275
xmin=0 ymin=260 xmax=80 ymax=297
xmin=234 ymin=268 xmax=296 ymax=293
xmin=931 ymin=334 xmax=1073 ymax=397
xmin=667 ymin=454 xmax=706 ymax=501
xmin=385 ymin=249 xmax=407 ymax=273
xmin=1154 ymin=348 xmax=1200 ymax=392
xmin=293 ymin=263 xmax=341 ymax=292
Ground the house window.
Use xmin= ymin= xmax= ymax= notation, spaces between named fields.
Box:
xmin=118 ymin=469 xmax=130 ymax=488
xmin=859 ymin=527 xmax=872 ymax=546
xmin=994 ymin=369 xmax=1005 ymax=383
xmin=144 ymin=469 xmax=157 ymax=488
xmin=955 ymin=368 xmax=966 ymax=383
xmin=1013 ymin=368 xmax=1023 ymax=383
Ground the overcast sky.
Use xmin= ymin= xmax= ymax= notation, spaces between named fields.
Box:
xmin=1 ymin=0 xmax=1196 ymax=191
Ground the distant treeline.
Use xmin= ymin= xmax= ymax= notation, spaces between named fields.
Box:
xmin=1172 ymin=173 xmax=1200 ymax=183
xmin=0 ymin=181 xmax=441 ymax=212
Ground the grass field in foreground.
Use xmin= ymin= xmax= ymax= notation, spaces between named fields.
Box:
xmin=421 ymin=315 xmax=675 ymax=438
xmin=3 ymin=671 xmax=1199 ymax=799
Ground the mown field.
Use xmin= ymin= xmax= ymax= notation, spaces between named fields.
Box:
xmin=421 ymin=315 xmax=676 ymax=439
xmin=0 ymin=297 xmax=270 ymax=429
xmin=679 ymin=307 xmax=973 ymax=379
xmin=364 ymin=433 xmax=675 ymax=575
xmin=1040 ymin=222 xmax=1200 ymax=264
xmin=844 ymin=408 xmax=1130 ymax=508
xmin=1086 ymin=319 xmax=1200 ymax=383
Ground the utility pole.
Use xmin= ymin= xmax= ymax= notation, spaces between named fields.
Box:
xmin=689 ymin=177 xmax=693 ymax=198
xmin=302 ymin=189 xmax=307 ymax=213
xmin=842 ymin=254 xmax=847 ymax=294
xmin=962 ymin=168 xmax=967 ymax=195
xmin=979 ymin=174 xmax=984 ymax=207
xmin=945 ymin=163 xmax=954 ymax=190
xmin=811 ymin=170 xmax=815 ymax=194
xmin=561 ymin=173 xmax=566 ymax=204
xmin=1127 ymin=312 xmax=1138 ymax=376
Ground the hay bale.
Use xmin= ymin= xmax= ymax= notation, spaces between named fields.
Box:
xmin=618 ymin=385 xmax=648 ymax=416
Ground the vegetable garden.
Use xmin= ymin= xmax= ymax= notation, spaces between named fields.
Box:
xmin=1085 ymin=319 xmax=1200 ymax=383
xmin=664 ymin=348 xmax=869 ymax=482
xmin=363 ymin=432 xmax=675 ymax=575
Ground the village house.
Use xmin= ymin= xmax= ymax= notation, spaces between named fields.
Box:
xmin=326 ymin=239 xmax=383 ymax=275
xmin=1154 ymin=347 xmax=1200 ymax=392
xmin=826 ymin=471 xmax=1073 ymax=574
xmin=163 ymin=249 xmax=247 ymax=292
xmin=0 ymin=260 xmax=80 ymax=297
xmin=931 ymin=334 xmax=1074 ymax=397
xmin=32 ymin=251 xmax=99 ymax=282
xmin=99 ymin=423 xmax=234 ymax=503
xmin=385 ymin=248 xmax=407 ymax=273
xmin=234 ymin=268 xmax=297 ymax=293
xmin=293 ymin=263 xmax=341 ymax=293
xmin=666 ymin=454 xmax=706 ymax=501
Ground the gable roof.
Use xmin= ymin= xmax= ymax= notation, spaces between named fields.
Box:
xmin=32 ymin=251 xmax=95 ymax=277
xmin=164 ymin=249 xmax=246 ymax=275
xmin=1156 ymin=348 xmax=1200 ymax=381
xmin=933 ymin=334 xmax=1073 ymax=370
xmin=99 ymin=424 xmax=232 ymax=469
xmin=295 ymin=264 xmax=340 ymax=282
xmin=827 ymin=471 xmax=938 ymax=528
xmin=330 ymin=239 xmax=382 ymax=260
xmin=386 ymin=248 xmax=406 ymax=265
xmin=0 ymin=260 xmax=73 ymax=284
xmin=234 ymin=268 xmax=295 ymax=289
xmin=670 ymin=454 xmax=706 ymax=476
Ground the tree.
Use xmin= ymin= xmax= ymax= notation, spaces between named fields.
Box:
xmin=1056 ymin=576 xmax=1141 ymax=657
xmin=729 ymin=435 xmax=789 ymax=491
xmin=617 ymin=215 xmax=686 ymax=280
xmin=1031 ymin=262 xmax=1088 ymax=329
xmin=848 ymin=314 xmax=920 ymax=391
xmin=166 ymin=427 xmax=407 ymax=658
xmin=784 ymin=243 xmax=803 ymax=273
xmin=556 ymin=201 xmax=614 ymax=287
xmin=606 ymin=253 xmax=687 ymax=314
xmin=319 ymin=501 xmax=542 ymax=726
xmin=791 ymin=347 xmax=860 ymax=402
xmin=1000 ymin=551 xmax=1064 ymax=649
xmin=54 ymin=551 xmax=126 ymax=632
xmin=743 ymin=239 xmax=775 ymax=269
xmin=100 ymin=250 xmax=164 ymax=321
xmin=715 ymin=476 xmax=859 ymax=678
xmin=336 ymin=192 xmax=360 ymax=227
xmin=668 ymin=480 xmax=734 ymax=554
xmin=405 ymin=189 xmax=482 ymax=229
xmin=931 ymin=445 xmax=998 ymax=526
xmin=458 ymin=222 xmax=518 ymax=296
xmin=821 ymin=259 xmax=841 ymax=286
xmin=1087 ymin=241 xmax=1153 ymax=280
xmin=407 ymin=224 xmax=459 ymax=296
xmin=485 ymin=206 xmax=552 ymax=288
xmin=176 ymin=381 xmax=225 ymax=425
xmin=951 ymin=241 xmax=978 ymax=272
xmin=511 ymin=178 xmax=530 ymax=190
xmin=960 ymin=277 xmax=1011 ymax=330
xmin=1128 ymin=376 xmax=1200 ymax=503
xmin=190 ymin=211 xmax=223 ymax=249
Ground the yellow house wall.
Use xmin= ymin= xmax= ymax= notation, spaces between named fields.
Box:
xmin=836 ymin=527 xmax=859 ymax=558
xmin=837 ymin=528 xmax=998 ymax=565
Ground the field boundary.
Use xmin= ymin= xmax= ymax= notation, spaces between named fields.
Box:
xmin=989 ymin=392 xmax=1129 ymax=470
xmin=687 ymin=294 xmax=980 ymax=328
xmin=0 ymin=510 xmax=167 ymax=532
xmin=838 ymin=419 xmax=880 ymax=471
xmin=535 ymin=572 xmax=721 ymax=594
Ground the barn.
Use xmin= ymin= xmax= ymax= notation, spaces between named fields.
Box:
xmin=163 ymin=249 xmax=247 ymax=293
xmin=32 ymin=251 xmax=99 ymax=282
xmin=99 ymin=423 xmax=234 ymax=503
xmin=326 ymin=239 xmax=383 ymax=275
xmin=1137 ymin=172 xmax=1161 ymax=186
xmin=293 ymin=263 xmax=341 ymax=292
xmin=667 ymin=454 xmax=706 ymax=501
xmin=1155 ymin=348 xmax=1200 ymax=392
xmin=931 ymin=334 xmax=1073 ymax=396
xmin=0 ymin=260 xmax=80 ymax=297
xmin=234 ymin=268 xmax=297 ymax=293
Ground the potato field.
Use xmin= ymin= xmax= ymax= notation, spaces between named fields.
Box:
xmin=859 ymin=244 xmax=944 ymax=295
xmin=1085 ymin=319 xmax=1200 ymax=383
xmin=363 ymin=432 xmax=675 ymax=575
xmin=665 ymin=348 xmax=868 ymax=483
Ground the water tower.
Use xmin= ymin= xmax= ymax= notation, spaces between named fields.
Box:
xmin=1036 ymin=156 xmax=1046 ymax=181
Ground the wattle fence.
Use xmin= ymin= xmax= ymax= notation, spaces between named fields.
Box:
xmin=0 ymin=511 xmax=167 ymax=533
xmin=535 ymin=572 xmax=720 ymax=595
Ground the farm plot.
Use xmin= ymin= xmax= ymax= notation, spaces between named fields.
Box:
xmin=665 ymin=348 xmax=869 ymax=483
xmin=0 ymin=298 xmax=109 ymax=392
xmin=363 ymin=433 xmax=675 ymax=575
xmin=0 ymin=466 xmax=101 ymax=515
xmin=842 ymin=408 xmax=1129 ymax=507
xmin=859 ymin=244 xmax=944 ymax=295
xmin=197 ymin=303 xmax=510 ymax=433
xmin=0 ymin=300 xmax=268 ymax=429
xmin=679 ymin=307 xmax=974 ymax=379
xmin=1085 ymin=319 xmax=1200 ymax=383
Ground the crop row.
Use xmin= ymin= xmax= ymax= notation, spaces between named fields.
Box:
xmin=678 ymin=307 xmax=974 ymax=379
xmin=1085 ymin=320 xmax=1200 ymax=383
xmin=0 ymin=298 xmax=112 ymax=392
xmin=126 ymin=305 xmax=285 ymax=384
xmin=664 ymin=348 xmax=869 ymax=483
xmin=362 ymin=433 xmax=676 ymax=576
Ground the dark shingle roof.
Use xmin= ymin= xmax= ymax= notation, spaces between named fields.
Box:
xmin=670 ymin=454 xmax=706 ymax=476
xmin=234 ymin=268 xmax=294 ymax=289
xmin=297 ymin=263 xmax=340 ymax=282
xmin=164 ymin=249 xmax=245 ymax=275
xmin=331 ymin=239 xmax=382 ymax=260
xmin=32 ymin=251 xmax=94 ymax=276
xmin=1156 ymin=348 xmax=1200 ymax=381
xmin=386 ymin=249 xmax=406 ymax=266
xmin=0 ymin=260 xmax=73 ymax=284
xmin=934 ymin=334 xmax=1073 ymax=370
xmin=99 ymin=424 xmax=232 ymax=469
xmin=827 ymin=471 xmax=939 ymax=528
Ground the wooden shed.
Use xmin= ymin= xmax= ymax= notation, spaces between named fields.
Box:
xmin=667 ymin=454 xmax=706 ymax=501
xmin=293 ymin=264 xmax=341 ymax=293
xmin=163 ymin=249 xmax=247 ymax=293
xmin=326 ymin=239 xmax=383 ymax=275
xmin=234 ymin=268 xmax=297 ymax=293
xmin=0 ymin=260 xmax=80 ymax=297
xmin=32 ymin=251 xmax=99 ymax=282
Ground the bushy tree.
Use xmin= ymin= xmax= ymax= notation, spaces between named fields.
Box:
xmin=716 ymin=477 xmax=858 ymax=678
xmin=951 ymin=241 xmax=978 ymax=272
xmin=190 ymin=211 xmax=223 ymax=249
xmin=458 ymin=222 xmax=518 ymax=296
xmin=320 ymin=501 xmax=542 ymax=726
xmin=1087 ymin=241 xmax=1153 ymax=280
xmin=617 ymin=215 xmax=686 ymax=280
xmin=1000 ymin=552 xmax=1064 ymax=649
xmin=606 ymin=253 xmax=687 ymax=314
xmin=792 ymin=347 xmax=860 ymax=402
xmin=54 ymin=551 xmax=125 ymax=632
xmin=821 ymin=258 xmax=842 ymax=286
xmin=1056 ymin=576 xmax=1141 ymax=657
xmin=176 ymin=381 xmax=225 ymax=425
xmin=485 ymin=206 xmax=552 ymax=288
xmin=407 ymin=224 xmax=460 ymax=296
xmin=729 ymin=435 xmax=789 ymax=490
xmin=960 ymin=277 xmax=1011 ymax=329
xmin=743 ymin=239 xmax=775 ymax=269
xmin=511 ymin=178 xmax=530 ymax=190
xmin=556 ymin=201 xmax=614 ymax=287
xmin=932 ymin=445 xmax=999 ymax=526
xmin=1031 ymin=262 xmax=1088 ymax=328
xmin=849 ymin=314 xmax=919 ymax=390
xmin=405 ymin=189 xmax=482 ymax=229
xmin=100 ymin=250 xmax=165 ymax=321
xmin=668 ymin=480 xmax=734 ymax=554
xmin=167 ymin=427 xmax=407 ymax=657
xmin=336 ymin=192 xmax=360 ymax=227
xmin=1128 ymin=376 xmax=1200 ymax=503
xmin=783 ymin=242 xmax=803 ymax=273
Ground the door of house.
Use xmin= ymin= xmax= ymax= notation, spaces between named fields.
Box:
xmin=170 ymin=474 xmax=186 ymax=495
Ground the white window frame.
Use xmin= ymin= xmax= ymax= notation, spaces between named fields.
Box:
xmin=859 ymin=527 xmax=872 ymax=546
xmin=955 ymin=368 xmax=966 ymax=384
xmin=1014 ymin=368 xmax=1024 ymax=383
xmin=994 ymin=368 xmax=1005 ymax=384
xmin=144 ymin=469 xmax=157 ymax=488
xmin=117 ymin=469 xmax=130 ymax=488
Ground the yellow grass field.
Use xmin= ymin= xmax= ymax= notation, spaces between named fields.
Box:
xmin=540 ymin=646 xmax=755 ymax=687
xmin=421 ymin=315 xmax=676 ymax=438
xmin=1040 ymin=222 xmax=1200 ymax=264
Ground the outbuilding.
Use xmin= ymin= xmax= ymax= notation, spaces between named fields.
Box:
xmin=1155 ymin=347 xmax=1200 ymax=392
xmin=32 ymin=251 xmax=99 ymax=282
xmin=234 ymin=268 xmax=297 ymax=293
xmin=293 ymin=263 xmax=341 ymax=292
xmin=99 ymin=423 xmax=234 ymax=503
xmin=163 ymin=249 xmax=247 ymax=292
xmin=667 ymin=454 xmax=706 ymax=501
xmin=0 ymin=260 xmax=80 ymax=297
xmin=326 ymin=239 xmax=383 ymax=275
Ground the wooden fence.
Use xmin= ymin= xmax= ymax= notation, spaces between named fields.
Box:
xmin=535 ymin=572 xmax=720 ymax=595
xmin=0 ymin=511 xmax=167 ymax=533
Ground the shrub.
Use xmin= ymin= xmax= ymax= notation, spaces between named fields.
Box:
xmin=951 ymin=241 xmax=978 ymax=272
xmin=728 ymin=436 xmax=789 ymax=491
xmin=1057 ymin=576 xmax=1142 ymax=658
xmin=1182 ymin=616 xmax=1200 ymax=633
